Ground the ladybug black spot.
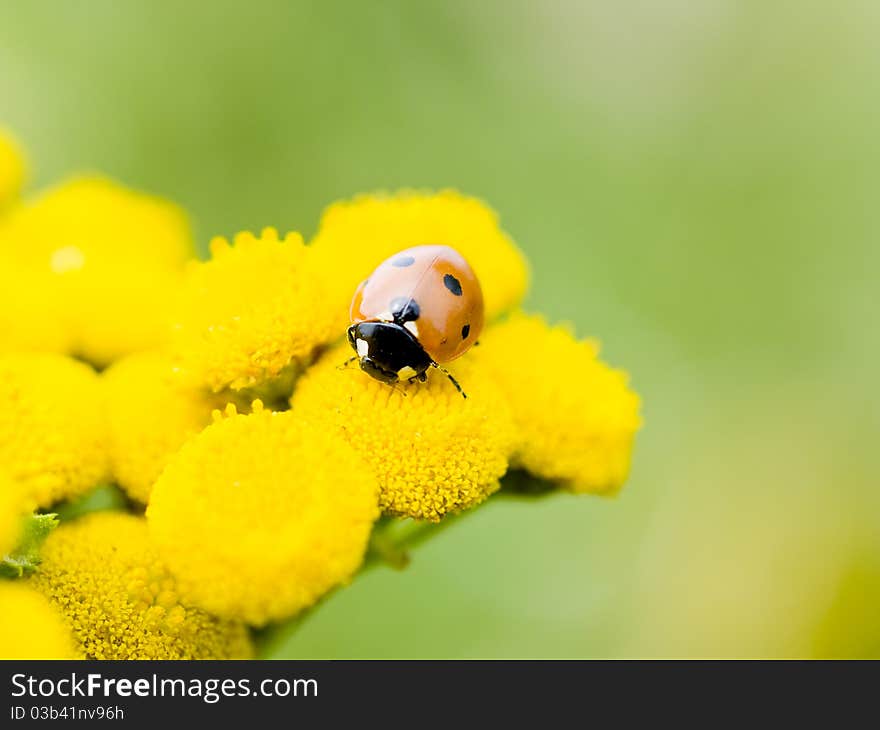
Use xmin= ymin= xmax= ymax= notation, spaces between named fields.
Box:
xmin=391 ymin=255 xmax=415 ymax=267
xmin=461 ymin=324 xmax=470 ymax=340
xmin=389 ymin=296 xmax=420 ymax=323
xmin=444 ymin=274 xmax=462 ymax=296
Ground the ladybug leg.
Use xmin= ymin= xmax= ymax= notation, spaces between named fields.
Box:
xmin=432 ymin=363 xmax=467 ymax=399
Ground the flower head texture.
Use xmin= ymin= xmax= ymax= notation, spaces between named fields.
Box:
xmin=310 ymin=190 xmax=530 ymax=328
xmin=0 ymin=129 xmax=26 ymax=208
xmin=103 ymin=352 xmax=219 ymax=504
xmin=0 ymin=354 xmax=109 ymax=507
xmin=147 ymin=402 xmax=379 ymax=625
xmin=0 ymin=176 xmax=193 ymax=364
xmin=171 ymin=228 xmax=338 ymax=392
xmin=0 ymin=582 xmax=78 ymax=659
xmin=473 ymin=313 xmax=641 ymax=494
xmin=291 ymin=344 xmax=518 ymax=521
xmin=30 ymin=512 xmax=253 ymax=659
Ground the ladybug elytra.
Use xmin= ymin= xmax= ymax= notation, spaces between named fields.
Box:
xmin=347 ymin=245 xmax=484 ymax=397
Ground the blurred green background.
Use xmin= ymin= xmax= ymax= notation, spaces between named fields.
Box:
xmin=2 ymin=0 xmax=878 ymax=657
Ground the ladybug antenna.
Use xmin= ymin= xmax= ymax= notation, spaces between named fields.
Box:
xmin=338 ymin=356 xmax=357 ymax=371
xmin=433 ymin=364 xmax=467 ymax=399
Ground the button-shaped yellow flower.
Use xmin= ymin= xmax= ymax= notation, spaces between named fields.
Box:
xmin=147 ymin=402 xmax=379 ymax=626
xmin=0 ymin=354 xmax=109 ymax=508
xmin=30 ymin=512 xmax=252 ymax=659
xmin=473 ymin=313 xmax=641 ymax=494
xmin=171 ymin=228 xmax=338 ymax=392
xmin=103 ymin=352 xmax=219 ymax=504
xmin=0 ymin=129 xmax=26 ymax=209
xmin=310 ymin=190 xmax=530 ymax=327
xmin=0 ymin=176 xmax=193 ymax=365
xmin=0 ymin=582 xmax=79 ymax=659
xmin=291 ymin=344 xmax=518 ymax=521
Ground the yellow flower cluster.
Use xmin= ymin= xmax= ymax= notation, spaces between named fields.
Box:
xmin=0 ymin=353 xmax=108 ymax=508
xmin=171 ymin=229 xmax=338 ymax=392
xmin=147 ymin=402 xmax=379 ymax=626
xmin=0 ymin=129 xmax=26 ymax=209
xmin=31 ymin=512 xmax=252 ymax=659
xmin=0 ymin=127 xmax=641 ymax=659
xmin=0 ymin=176 xmax=193 ymax=364
xmin=0 ymin=582 xmax=78 ymax=659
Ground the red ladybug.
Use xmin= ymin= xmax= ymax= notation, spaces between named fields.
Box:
xmin=347 ymin=245 xmax=484 ymax=397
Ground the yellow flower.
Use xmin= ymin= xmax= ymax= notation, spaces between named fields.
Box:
xmin=310 ymin=190 xmax=530 ymax=327
xmin=291 ymin=344 xmax=518 ymax=521
xmin=473 ymin=313 xmax=641 ymax=494
xmin=0 ymin=134 xmax=66 ymax=354
xmin=0 ymin=176 xmax=193 ymax=365
xmin=171 ymin=229 xmax=338 ymax=392
xmin=0 ymin=258 xmax=71 ymax=354
xmin=147 ymin=402 xmax=379 ymax=626
xmin=0 ymin=582 xmax=79 ymax=659
xmin=0 ymin=129 xmax=27 ymax=209
xmin=0 ymin=474 xmax=28 ymax=558
xmin=0 ymin=354 xmax=108 ymax=508
xmin=31 ymin=512 xmax=252 ymax=659
xmin=103 ymin=352 xmax=219 ymax=504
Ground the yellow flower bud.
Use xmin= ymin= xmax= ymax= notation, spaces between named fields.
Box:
xmin=0 ymin=354 xmax=108 ymax=507
xmin=147 ymin=402 xmax=379 ymax=626
xmin=0 ymin=473 xmax=28 ymax=558
xmin=474 ymin=313 xmax=641 ymax=494
xmin=103 ymin=352 xmax=217 ymax=503
xmin=0 ymin=582 xmax=78 ymax=659
xmin=31 ymin=512 xmax=252 ymax=659
xmin=0 ymin=176 xmax=193 ymax=365
xmin=291 ymin=344 xmax=518 ymax=521
xmin=171 ymin=228 xmax=338 ymax=392
xmin=0 ymin=128 xmax=27 ymax=208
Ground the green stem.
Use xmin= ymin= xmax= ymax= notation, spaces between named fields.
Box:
xmin=255 ymin=509 xmax=470 ymax=657
xmin=256 ymin=472 xmax=560 ymax=657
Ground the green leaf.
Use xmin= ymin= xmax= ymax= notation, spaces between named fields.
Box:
xmin=53 ymin=484 xmax=129 ymax=521
xmin=1 ymin=513 xmax=59 ymax=578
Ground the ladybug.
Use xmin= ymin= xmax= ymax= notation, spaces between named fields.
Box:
xmin=347 ymin=245 xmax=484 ymax=398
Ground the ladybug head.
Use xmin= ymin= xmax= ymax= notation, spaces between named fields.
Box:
xmin=347 ymin=321 xmax=432 ymax=385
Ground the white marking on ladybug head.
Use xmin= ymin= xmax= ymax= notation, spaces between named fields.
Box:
xmin=404 ymin=321 xmax=419 ymax=338
xmin=356 ymin=339 xmax=369 ymax=358
xmin=398 ymin=366 xmax=417 ymax=380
